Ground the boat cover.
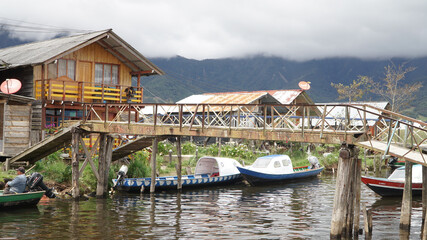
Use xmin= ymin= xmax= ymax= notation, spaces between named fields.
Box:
xmin=194 ymin=157 xmax=242 ymax=176
xmin=388 ymin=164 xmax=422 ymax=183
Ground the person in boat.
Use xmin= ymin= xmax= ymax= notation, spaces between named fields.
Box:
xmin=4 ymin=167 xmax=26 ymax=194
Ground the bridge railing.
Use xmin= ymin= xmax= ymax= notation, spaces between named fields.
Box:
xmin=56 ymin=102 xmax=426 ymax=150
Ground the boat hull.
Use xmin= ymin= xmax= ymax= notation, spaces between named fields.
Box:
xmin=0 ymin=190 xmax=45 ymax=209
xmin=361 ymin=176 xmax=422 ymax=197
xmin=113 ymin=174 xmax=242 ymax=193
xmin=236 ymin=166 xmax=324 ymax=186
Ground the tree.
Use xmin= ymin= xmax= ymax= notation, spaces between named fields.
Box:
xmin=369 ymin=63 xmax=422 ymax=113
xmin=331 ymin=76 xmax=370 ymax=102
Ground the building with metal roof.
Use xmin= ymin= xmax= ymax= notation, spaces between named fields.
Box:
xmin=0 ymin=29 xmax=164 ymax=145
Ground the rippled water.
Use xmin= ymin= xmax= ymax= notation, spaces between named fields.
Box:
xmin=0 ymin=172 xmax=423 ymax=239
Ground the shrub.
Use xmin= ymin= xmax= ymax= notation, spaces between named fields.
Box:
xmin=127 ymin=150 xmax=151 ymax=178
xmin=182 ymin=142 xmax=196 ymax=154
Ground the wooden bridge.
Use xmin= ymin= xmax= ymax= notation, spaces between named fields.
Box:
xmin=6 ymin=102 xmax=427 ymax=239
xmin=10 ymin=102 xmax=426 ymax=165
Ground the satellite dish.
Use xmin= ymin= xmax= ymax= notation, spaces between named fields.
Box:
xmin=1 ymin=78 xmax=22 ymax=94
xmin=298 ymin=81 xmax=311 ymax=90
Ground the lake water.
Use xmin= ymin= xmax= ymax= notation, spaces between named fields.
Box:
xmin=0 ymin=172 xmax=424 ymax=239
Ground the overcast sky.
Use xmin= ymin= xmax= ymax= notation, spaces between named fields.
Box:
xmin=1 ymin=0 xmax=427 ymax=61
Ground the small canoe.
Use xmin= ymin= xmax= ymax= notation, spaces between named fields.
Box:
xmin=113 ymin=156 xmax=243 ymax=192
xmin=0 ymin=190 xmax=45 ymax=209
xmin=361 ymin=164 xmax=423 ymax=197
xmin=236 ymin=155 xmax=324 ymax=186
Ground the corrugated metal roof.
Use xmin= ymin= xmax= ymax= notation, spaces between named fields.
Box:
xmin=206 ymin=89 xmax=306 ymax=104
xmin=0 ymin=29 xmax=164 ymax=75
xmin=179 ymin=92 xmax=272 ymax=105
xmin=317 ymin=101 xmax=390 ymax=125
xmin=270 ymin=90 xmax=304 ymax=104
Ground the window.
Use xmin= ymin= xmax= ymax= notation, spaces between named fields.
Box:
xmin=48 ymin=59 xmax=76 ymax=80
xmin=95 ymin=63 xmax=119 ymax=85
xmin=274 ymin=161 xmax=281 ymax=168
xmin=282 ymin=159 xmax=290 ymax=166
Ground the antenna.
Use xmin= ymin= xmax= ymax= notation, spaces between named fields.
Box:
xmin=1 ymin=78 xmax=22 ymax=94
xmin=298 ymin=81 xmax=311 ymax=90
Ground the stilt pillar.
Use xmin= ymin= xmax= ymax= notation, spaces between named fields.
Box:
xmin=331 ymin=143 xmax=358 ymax=239
xmin=353 ymin=154 xmax=362 ymax=238
xmin=422 ymin=166 xmax=427 ymax=239
xmin=71 ymin=128 xmax=81 ymax=198
xmin=400 ymin=161 xmax=413 ymax=231
xmin=176 ymin=136 xmax=182 ymax=190
xmin=96 ymin=134 xmax=113 ymax=198
xmin=150 ymin=137 xmax=158 ymax=193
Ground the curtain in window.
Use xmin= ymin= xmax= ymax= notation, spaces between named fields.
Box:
xmin=95 ymin=64 xmax=103 ymax=84
xmin=68 ymin=60 xmax=75 ymax=80
xmin=104 ymin=65 xmax=112 ymax=85
xmin=48 ymin=62 xmax=57 ymax=79
xmin=58 ymin=59 xmax=67 ymax=77
xmin=112 ymin=65 xmax=118 ymax=85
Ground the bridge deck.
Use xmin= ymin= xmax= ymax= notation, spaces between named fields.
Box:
xmin=357 ymin=140 xmax=427 ymax=166
xmin=9 ymin=123 xmax=77 ymax=165
xmin=112 ymin=136 xmax=165 ymax=161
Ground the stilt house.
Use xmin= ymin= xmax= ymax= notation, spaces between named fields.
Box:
xmin=0 ymin=29 xmax=164 ymax=145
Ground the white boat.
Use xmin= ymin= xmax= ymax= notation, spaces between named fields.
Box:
xmin=113 ymin=156 xmax=243 ymax=192
xmin=236 ymin=155 xmax=324 ymax=186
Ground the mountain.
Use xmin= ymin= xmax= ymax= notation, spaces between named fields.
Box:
xmin=146 ymin=56 xmax=427 ymax=119
xmin=1 ymin=30 xmax=426 ymax=119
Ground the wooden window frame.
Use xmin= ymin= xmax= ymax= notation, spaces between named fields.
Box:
xmin=95 ymin=63 xmax=120 ymax=85
xmin=48 ymin=59 xmax=76 ymax=80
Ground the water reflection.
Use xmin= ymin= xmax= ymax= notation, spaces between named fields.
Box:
xmin=0 ymin=173 xmax=425 ymax=239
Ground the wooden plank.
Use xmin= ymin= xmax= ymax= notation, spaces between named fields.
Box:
xmin=400 ymin=161 xmax=413 ymax=231
xmin=79 ymin=121 xmax=361 ymax=145
xmin=150 ymin=138 xmax=158 ymax=193
xmin=357 ymin=140 xmax=427 ymax=166
xmin=8 ymin=123 xmax=78 ymax=164
xmin=111 ymin=136 xmax=166 ymax=160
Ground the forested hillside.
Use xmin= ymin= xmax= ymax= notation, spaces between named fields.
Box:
xmin=1 ymin=31 xmax=425 ymax=119
xmin=146 ymin=56 xmax=427 ymax=119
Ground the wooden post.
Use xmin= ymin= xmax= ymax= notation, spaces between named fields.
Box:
xmin=176 ymin=136 xmax=182 ymax=190
xmin=330 ymin=143 xmax=355 ymax=239
xmin=71 ymin=128 xmax=80 ymax=198
xmin=168 ymin=149 xmax=173 ymax=164
xmin=400 ymin=161 xmax=413 ymax=231
xmin=96 ymin=134 xmax=107 ymax=197
xmin=150 ymin=137 xmax=158 ymax=193
xmin=353 ymin=156 xmax=362 ymax=238
xmin=96 ymin=134 xmax=113 ymax=198
xmin=363 ymin=203 xmax=373 ymax=237
xmin=423 ymin=165 xmax=427 ymax=239
xmin=5 ymin=158 xmax=10 ymax=171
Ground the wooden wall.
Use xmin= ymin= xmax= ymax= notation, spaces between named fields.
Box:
xmin=33 ymin=42 xmax=133 ymax=93
xmin=2 ymin=103 xmax=32 ymax=156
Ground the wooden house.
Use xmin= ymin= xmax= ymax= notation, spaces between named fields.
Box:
xmin=0 ymin=29 xmax=164 ymax=139
xmin=0 ymin=93 xmax=35 ymax=161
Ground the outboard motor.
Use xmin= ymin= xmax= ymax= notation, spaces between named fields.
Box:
xmin=308 ymin=156 xmax=320 ymax=169
xmin=114 ymin=165 xmax=128 ymax=188
xmin=27 ymin=172 xmax=56 ymax=198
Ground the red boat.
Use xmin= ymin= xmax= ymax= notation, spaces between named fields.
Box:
xmin=361 ymin=164 xmax=423 ymax=197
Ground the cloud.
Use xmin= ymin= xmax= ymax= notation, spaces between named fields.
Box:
xmin=1 ymin=0 xmax=427 ymax=60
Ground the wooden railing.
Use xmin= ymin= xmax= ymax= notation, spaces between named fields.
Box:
xmin=58 ymin=102 xmax=425 ymax=146
xmin=35 ymin=79 xmax=143 ymax=103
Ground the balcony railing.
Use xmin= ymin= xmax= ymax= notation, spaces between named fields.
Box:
xmin=35 ymin=79 xmax=143 ymax=103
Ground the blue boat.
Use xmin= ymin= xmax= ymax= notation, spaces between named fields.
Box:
xmin=236 ymin=155 xmax=324 ymax=186
xmin=113 ymin=156 xmax=243 ymax=192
